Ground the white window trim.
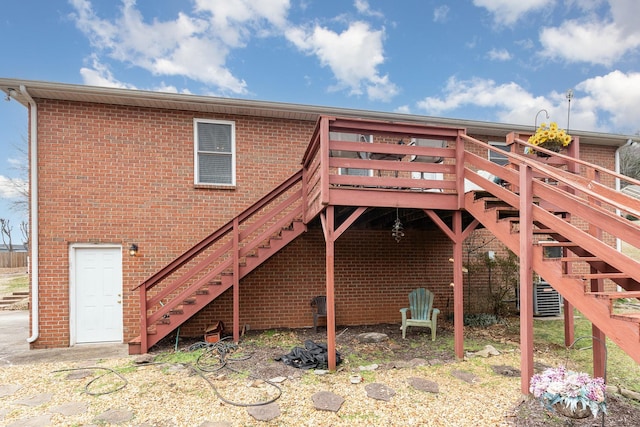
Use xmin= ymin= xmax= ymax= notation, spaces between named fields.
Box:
xmin=194 ymin=118 xmax=236 ymax=186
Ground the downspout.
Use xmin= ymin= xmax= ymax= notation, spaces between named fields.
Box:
xmin=20 ymin=85 xmax=39 ymax=343
xmin=615 ymin=139 xmax=635 ymax=252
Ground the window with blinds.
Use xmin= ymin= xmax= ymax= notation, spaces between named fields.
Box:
xmin=488 ymin=141 xmax=510 ymax=166
xmin=195 ymin=119 xmax=235 ymax=185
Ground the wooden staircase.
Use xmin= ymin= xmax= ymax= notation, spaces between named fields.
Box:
xmin=129 ymin=171 xmax=306 ymax=354
xmin=463 ymin=154 xmax=640 ymax=364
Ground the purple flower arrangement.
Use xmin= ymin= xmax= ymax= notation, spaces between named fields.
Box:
xmin=530 ymin=366 xmax=607 ymax=418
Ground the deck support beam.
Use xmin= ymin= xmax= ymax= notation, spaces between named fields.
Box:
xmin=321 ymin=206 xmax=367 ymax=371
xmin=519 ymin=165 xmax=534 ymax=395
xmin=425 ymin=210 xmax=478 ymax=359
xmin=233 ymin=217 xmax=240 ymax=342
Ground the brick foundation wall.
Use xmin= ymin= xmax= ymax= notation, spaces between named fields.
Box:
xmin=178 ymin=228 xmax=455 ymax=338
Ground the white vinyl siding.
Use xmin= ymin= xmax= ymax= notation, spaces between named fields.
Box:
xmin=195 ymin=119 xmax=235 ymax=185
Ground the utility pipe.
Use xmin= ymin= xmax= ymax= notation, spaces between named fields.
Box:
xmin=20 ymin=84 xmax=39 ymax=343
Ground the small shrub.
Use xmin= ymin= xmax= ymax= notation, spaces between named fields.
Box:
xmin=464 ymin=313 xmax=500 ymax=327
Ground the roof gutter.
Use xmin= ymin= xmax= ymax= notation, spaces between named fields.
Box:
xmin=20 ymin=84 xmax=39 ymax=344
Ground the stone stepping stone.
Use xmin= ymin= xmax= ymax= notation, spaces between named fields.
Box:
xmin=247 ymin=402 xmax=281 ymax=421
xmin=451 ymin=370 xmax=479 ymax=384
xmin=359 ymin=363 xmax=379 ymax=371
xmin=365 ymin=383 xmax=396 ymax=401
xmin=392 ymin=358 xmax=427 ymax=369
xmin=6 ymin=414 xmax=52 ymax=427
xmin=407 ymin=377 xmax=439 ymax=393
xmin=311 ymin=391 xmax=345 ymax=412
xmin=49 ymin=402 xmax=89 ymax=416
xmin=0 ymin=384 xmax=22 ymax=398
xmin=13 ymin=393 xmax=52 ymax=406
xmin=356 ymin=332 xmax=388 ymax=343
xmin=491 ymin=365 xmax=520 ymax=377
xmin=93 ymin=408 xmax=134 ymax=424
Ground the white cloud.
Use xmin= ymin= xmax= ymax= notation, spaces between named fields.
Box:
xmin=286 ymin=21 xmax=398 ymax=101
xmin=0 ymin=176 xmax=26 ymax=200
xmin=80 ymin=55 xmax=137 ymax=89
xmin=417 ymin=76 xmax=540 ymax=119
xmin=540 ymin=15 xmax=640 ymax=66
xmin=576 ymin=70 xmax=640 ymax=133
xmin=416 ymin=73 xmax=640 ymax=134
xmin=433 ymin=5 xmax=450 ymax=23
xmin=487 ymin=48 xmax=512 ymax=61
xmin=354 ymin=0 xmax=384 ymax=18
xmin=472 ymin=0 xmax=553 ymax=25
xmin=69 ymin=0 xmax=292 ymax=95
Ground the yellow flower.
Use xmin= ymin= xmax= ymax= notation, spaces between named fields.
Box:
xmin=529 ymin=120 xmax=572 ymax=148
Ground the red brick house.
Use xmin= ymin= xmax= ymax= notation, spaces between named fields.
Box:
xmin=2 ymin=78 xmax=639 ymax=392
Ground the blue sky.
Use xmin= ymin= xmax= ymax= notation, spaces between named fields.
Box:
xmin=1 ymin=0 xmax=639 ymax=240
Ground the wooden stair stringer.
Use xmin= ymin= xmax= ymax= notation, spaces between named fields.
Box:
xmin=142 ymin=219 xmax=308 ymax=350
xmin=532 ymin=248 xmax=640 ymax=365
xmin=464 ymin=191 xmax=640 ymax=365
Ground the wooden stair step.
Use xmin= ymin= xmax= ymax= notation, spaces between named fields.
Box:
xmin=183 ymin=297 xmax=196 ymax=305
xmin=566 ymin=272 xmax=630 ymax=280
xmin=610 ymin=312 xmax=640 ymax=324
xmin=537 ymin=241 xmax=579 ymax=247
xmin=170 ymin=306 xmax=184 ymax=315
xmin=560 ymin=256 xmax=601 ymax=262
xmin=589 ymin=291 xmax=640 ymax=300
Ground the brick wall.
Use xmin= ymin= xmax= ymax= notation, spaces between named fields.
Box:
xmin=30 ymin=97 xmax=622 ymax=348
xmin=33 ymin=99 xmax=315 ymax=348
xmin=178 ymin=228 xmax=455 ymax=338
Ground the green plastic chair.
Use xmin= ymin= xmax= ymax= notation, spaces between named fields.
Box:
xmin=400 ymin=288 xmax=440 ymax=340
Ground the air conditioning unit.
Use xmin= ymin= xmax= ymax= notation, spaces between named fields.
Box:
xmin=533 ymin=281 xmax=562 ymax=316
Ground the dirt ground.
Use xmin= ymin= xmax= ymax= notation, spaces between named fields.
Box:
xmin=152 ymin=321 xmax=640 ymax=426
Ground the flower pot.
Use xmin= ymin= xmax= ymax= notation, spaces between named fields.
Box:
xmin=553 ymin=402 xmax=591 ymax=419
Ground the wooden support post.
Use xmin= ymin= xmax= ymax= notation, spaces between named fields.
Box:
xmin=321 ymin=206 xmax=337 ymax=371
xmin=233 ymin=217 xmax=240 ymax=343
xmin=563 ymin=247 xmax=575 ymax=346
xmin=453 ymin=211 xmax=465 ymax=359
xmin=519 ymin=164 xmax=534 ymax=395
xmin=586 ymin=169 xmax=606 ymax=379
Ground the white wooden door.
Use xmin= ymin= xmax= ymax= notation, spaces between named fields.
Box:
xmin=72 ymin=246 xmax=123 ymax=343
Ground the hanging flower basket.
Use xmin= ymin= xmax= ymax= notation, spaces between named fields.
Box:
xmin=526 ymin=122 xmax=572 ymax=157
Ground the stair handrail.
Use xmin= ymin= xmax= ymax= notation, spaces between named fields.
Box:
xmin=459 ymin=134 xmax=640 ymax=218
xmin=461 ymin=133 xmax=640 ymax=281
xmin=134 ymin=169 xmax=303 ymax=292
xmin=514 ymin=136 xmax=640 ymax=187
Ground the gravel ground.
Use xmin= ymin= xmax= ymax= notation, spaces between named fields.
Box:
xmin=2 ymin=323 xmax=639 ymax=426
xmin=0 ymin=342 xmax=522 ymax=426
